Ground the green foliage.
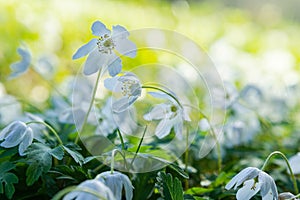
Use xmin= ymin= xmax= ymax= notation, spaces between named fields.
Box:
xmin=156 ymin=171 xmax=184 ymax=200
xmin=0 ymin=162 xmax=18 ymax=199
xmin=25 ymin=143 xmax=64 ymax=186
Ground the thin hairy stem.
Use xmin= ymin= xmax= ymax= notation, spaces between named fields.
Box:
xmin=261 ymin=151 xmax=299 ymax=194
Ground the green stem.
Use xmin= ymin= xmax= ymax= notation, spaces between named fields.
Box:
xmin=111 ymin=149 xmax=120 ymax=174
xmin=261 ymin=151 xmax=299 ymax=194
xmin=142 ymin=85 xmax=183 ymax=108
xmin=74 ymin=68 xmax=102 ymax=145
xmin=51 ymin=185 xmax=107 ymax=200
xmin=184 ymin=126 xmax=189 ymax=190
xmin=117 ymin=129 xmax=126 ymax=150
xmin=26 ymin=121 xmax=63 ymax=145
xmin=183 ymin=104 xmax=222 ymax=172
xmin=130 ymin=126 xmax=147 ymax=168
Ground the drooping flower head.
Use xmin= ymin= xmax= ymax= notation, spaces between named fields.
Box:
xmin=63 ymin=179 xmax=115 ymax=200
xmin=104 ymin=72 xmax=141 ymax=112
xmin=9 ymin=45 xmax=31 ymax=79
xmin=143 ymin=92 xmax=190 ymax=139
xmin=95 ymin=171 xmax=134 ymax=200
xmin=0 ymin=121 xmax=33 ymax=156
xmin=225 ymin=167 xmax=278 ymax=200
xmin=72 ymin=21 xmax=137 ymax=76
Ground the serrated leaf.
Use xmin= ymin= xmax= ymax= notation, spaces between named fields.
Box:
xmin=168 ymin=163 xmax=189 ymax=179
xmin=157 ymin=171 xmax=184 ymax=200
xmin=0 ymin=162 xmax=15 ymax=175
xmin=0 ymin=167 xmax=18 ymax=199
xmin=26 ymin=143 xmax=62 ymax=185
xmin=63 ymin=145 xmax=84 ymax=165
xmin=26 ymin=162 xmax=43 ymax=186
xmin=50 ymin=145 xmax=64 ymax=160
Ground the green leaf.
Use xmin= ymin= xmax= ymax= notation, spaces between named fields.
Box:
xmin=167 ymin=163 xmax=189 ymax=179
xmin=26 ymin=162 xmax=43 ymax=186
xmin=0 ymin=162 xmax=15 ymax=175
xmin=26 ymin=143 xmax=63 ymax=186
xmin=50 ymin=145 xmax=64 ymax=160
xmin=63 ymin=145 xmax=84 ymax=165
xmin=156 ymin=171 xmax=184 ymax=200
xmin=185 ymin=187 xmax=214 ymax=195
xmin=0 ymin=165 xmax=18 ymax=199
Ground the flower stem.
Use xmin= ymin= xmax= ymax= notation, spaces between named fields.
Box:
xmin=183 ymin=104 xmax=222 ymax=172
xmin=74 ymin=68 xmax=102 ymax=145
xmin=261 ymin=151 xmax=299 ymax=194
xmin=141 ymin=85 xmax=183 ymax=108
xmin=130 ymin=126 xmax=147 ymax=168
xmin=117 ymin=129 xmax=126 ymax=150
xmin=111 ymin=149 xmax=120 ymax=174
xmin=26 ymin=121 xmax=63 ymax=145
xmin=184 ymin=126 xmax=189 ymax=190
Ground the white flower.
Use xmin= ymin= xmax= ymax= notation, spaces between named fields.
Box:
xmin=95 ymin=171 xmax=133 ymax=200
xmin=279 ymin=192 xmax=299 ymax=200
xmin=143 ymin=92 xmax=190 ymax=139
xmin=225 ymin=167 xmax=278 ymax=200
xmin=0 ymin=121 xmax=33 ymax=156
xmin=104 ymin=72 xmax=141 ymax=112
xmin=9 ymin=45 xmax=31 ymax=79
xmin=63 ymin=179 xmax=115 ymax=200
xmin=288 ymin=152 xmax=300 ymax=175
xmin=72 ymin=21 xmax=136 ymax=76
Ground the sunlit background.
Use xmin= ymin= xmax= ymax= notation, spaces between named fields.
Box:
xmin=1 ymin=0 xmax=300 ymax=105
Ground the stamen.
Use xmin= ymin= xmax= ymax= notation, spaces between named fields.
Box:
xmin=97 ymin=34 xmax=115 ymax=54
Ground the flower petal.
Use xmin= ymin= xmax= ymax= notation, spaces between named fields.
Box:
xmin=9 ymin=47 xmax=31 ymax=79
xmin=112 ymin=25 xmax=129 ymax=38
xmin=225 ymin=167 xmax=260 ymax=190
xmin=0 ymin=121 xmax=27 ymax=148
xmin=107 ymin=57 xmax=122 ymax=77
xmin=114 ymin=38 xmax=137 ymax=58
xmin=144 ymin=104 xmax=168 ymax=121
xmin=83 ymin=49 xmax=105 ymax=75
xmin=72 ymin=39 xmax=98 ymax=59
xmin=259 ymin=171 xmax=278 ymax=200
xmin=289 ymin=152 xmax=300 ymax=175
xmin=18 ymin=127 xmax=33 ymax=156
xmin=236 ymin=179 xmax=261 ymax=200
xmin=112 ymin=96 xmax=137 ymax=113
xmin=104 ymin=77 xmax=122 ymax=92
xmin=155 ymin=118 xmax=173 ymax=139
xmin=91 ymin=21 xmax=111 ymax=36
xmin=174 ymin=117 xmax=183 ymax=139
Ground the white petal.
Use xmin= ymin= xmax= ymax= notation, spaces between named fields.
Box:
xmin=259 ymin=171 xmax=278 ymax=200
xmin=289 ymin=152 xmax=300 ymax=175
xmin=174 ymin=118 xmax=183 ymax=139
xmin=104 ymin=77 xmax=122 ymax=92
xmin=83 ymin=49 xmax=105 ymax=75
xmin=155 ymin=118 xmax=173 ymax=139
xmin=112 ymin=97 xmax=135 ymax=113
xmin=225 ymin=167 xmax=260 ymax=190
xmin=91 ymin=21 xmax=110 ymax=36
xmin=107 ymin=57 xmax=122 ymax=77
xmin=0 ymin=121 xmax=27 ymax=148
xmin=9 ymin=47 xmax=31 ymax=79
xmin=143 ymin=104 xmax=168 ymax=121
xmin=112 ymin=25 xmax=129 ymax=38
xmin=236 ymin=179 xmax=261 ymax=200
xmin=114 ymin=38 xmax=137 ymax=58
xmin=18 ymin=127 xmax=33 ymax=156
xmin=72 ymin=39 xmax=97 ymax=59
